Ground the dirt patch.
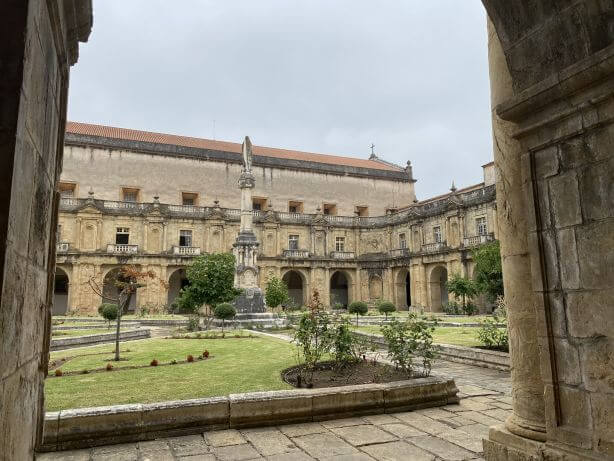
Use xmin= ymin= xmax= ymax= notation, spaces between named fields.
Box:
xmin=282 ymin=360 xmax=420 ymax=389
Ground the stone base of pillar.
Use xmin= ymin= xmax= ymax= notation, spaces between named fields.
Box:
xmin=234 ymin=287 xmax=266 ymax=314
xmin=484 ymin=425 xmax=604 ymax=461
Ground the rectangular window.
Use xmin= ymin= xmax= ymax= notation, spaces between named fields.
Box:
xmin=399 ymin=233 xmax=407 ymax=249
xmin=59 ymin=182 xmax=77 ymax=197
xmin=433 ymin=226 xmax=442 ymax=243
xmin=476 ymin=217 xmax=488 ymax=236
xmin=355 ymin=206 xmax=369 ymax=217
xmin=116 ymin=227 xmax=130 ymax=245
xmin=122 ymin=188 xmax=140 ymax=202
xmin=288 ymin=234 xmax=299 ymax=250
xmin=179 ymin=230 xmax=193 ymax=247
xmin=288 ymin=201 xmax=304 ymax=213
xmin=182 ymin=192 xmax=198 ymax=206
xmin=323 ymin=203 xmax=337 ymax=215
xmin=335 ymin=237 xmax=345 ymax=252
xmin=253 ymin=197 xmax=268 ymax=211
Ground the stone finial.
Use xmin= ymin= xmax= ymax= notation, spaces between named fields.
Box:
xmin=450 ymin=181 xmax=457 ymax=193
xmin=369 ymin=143 xmax=378 ymax=160
xmin=86 ymin=188 xmax=95 ymax=202
xmin=153 ymin=195 xmax=160 ymax=203
xmin=213 ymin=199 xmax=220 ymax=207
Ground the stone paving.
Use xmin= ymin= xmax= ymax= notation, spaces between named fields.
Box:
xmin=37 ymin=358 xmax=511 ymax=461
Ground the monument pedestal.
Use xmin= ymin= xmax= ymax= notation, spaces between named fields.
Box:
xmin=234 ymin=286 xmax=265 ymax=314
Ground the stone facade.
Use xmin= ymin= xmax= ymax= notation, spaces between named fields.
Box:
xmin=53 ymin=130 xmax=498 ymax=315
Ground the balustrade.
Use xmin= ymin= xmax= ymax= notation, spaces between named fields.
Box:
xmin=172 ymin=246 xmax=201 ymax=256
xmin=282 ymin=249 xmax=310 ymax=258
xmin=107 ymin=243 xmax=138 ymax=254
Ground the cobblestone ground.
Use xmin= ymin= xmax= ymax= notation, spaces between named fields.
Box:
xmin=37 ymin=358 xmax=511 ymax=461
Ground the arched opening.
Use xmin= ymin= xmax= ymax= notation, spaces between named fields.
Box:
xmin=429 ymin=266 xmax=448 ymax=312
xmin=102 ymin=268 xmax=137 ymax=312
xmin=282 ymin=270 xmax=304 ymax=308
xmin=395 ymin=269 xmax=411 ymax=310
xmin=330 ymin=271 xmax=349 ymax=308
xmin=368 ymin=275 xmax=383 ymax=301
xmin=52 ymin=267 xmax=70 ymax=315
xmin=168 ymin=268 xmax=189 ymax=308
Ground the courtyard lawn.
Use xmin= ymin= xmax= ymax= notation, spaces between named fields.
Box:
xmin=352 ymin=325 xmax=484 ymax=347
xmin=51 ymin=328 xmax=133 ymax=338
xmin=45 ymin=335 xmax=295 ymax=411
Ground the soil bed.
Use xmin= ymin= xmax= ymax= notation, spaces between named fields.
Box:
xmin=283 ymin=360 xmax=420 ymax=389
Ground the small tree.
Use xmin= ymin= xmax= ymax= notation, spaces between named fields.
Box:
xmin=214 ymin=303 xmax=236 ymax=333
xmin=446 ymin=273 xmax=478 ymax=313
xmin=348 ymin=301 xmax=368 ymax=326
xmin=99 ymin=303 xmax=118 ymax=328
xmin=377 ymin=300 xmax=396 ymax=320
xmin=472 ymin=241 xmax=503 ymax=302
xmin=265 ymin=276 xmax=289 ymax=309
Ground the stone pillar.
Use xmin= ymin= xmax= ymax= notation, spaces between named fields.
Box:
xmin=486 ymin=18 xmax=547 ymax=443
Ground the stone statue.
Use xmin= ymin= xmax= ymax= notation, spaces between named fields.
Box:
xmin=242 ymin=136 xmax=253 ymax=173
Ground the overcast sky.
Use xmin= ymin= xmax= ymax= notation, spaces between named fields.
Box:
xmin=68 ymin=1 xmax=492 ymax=200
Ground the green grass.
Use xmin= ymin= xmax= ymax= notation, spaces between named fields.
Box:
xmin=425 ymin=314 xmax=492 ymax=324
xmin=51 ymin=328 xmax=133 ymax=338
xmin=45 ymin=335 xmax=296 ymax=411
xmin=352 ymin=325 xmax=484 ymax=347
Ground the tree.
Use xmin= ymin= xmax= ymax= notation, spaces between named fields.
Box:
xmin=265 ymin=276 xmax=289 ymax=309
xmin=472 ymin=241 xmax=504 ymax=302
xmin=348 ymin=301 xmax=368 ymax=326
xmin=214 ymin=303 xmax=236 ymax=333
xmin=88 ymin=266 xmax=158 ymax=361
xmin=176 ymin=253 xmax=241 ymax=313
xmin=377 ymin=300 xmax=396 ymax=320
xmin=99 ymin=303 xmax=118 ymax=328
xmin=446 ymin=273 xmax=478 ymax=312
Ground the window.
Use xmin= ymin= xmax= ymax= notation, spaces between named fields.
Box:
xmin=182 ymin=192 xmax=198 ymax=206
xmin=323 ymin=203 xmax=337 ymax=215
xmin=59 ymin=182 xmax=76 ymax=197
xmin=288 ymin=201 xmax=303 ymax=213
xmin=179 ymin=230 xmax=193 ymax=247
xmin=122 ymin=188 xmax=139 ymax=202
xmin=476 ymin=217 xmax=488 ymax=236
xmin=433 ymin=226 xmax=442 ymax=243
xmin=116 ymin=227 xmax=130 ymax=245
xmin=399 ymin=233 xmax=407 ymax=249
xmin=355 ymin=206 xmax=369 ymax=217
xmin=288 ymin=234 xmax=299 ymax=250
xmin=252 ymin=197 xmax=268 ymax=211
xmin=335 ymin=237 xmax=346 ymax=252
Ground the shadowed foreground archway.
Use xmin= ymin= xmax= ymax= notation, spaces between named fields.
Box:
xmin=429 ymin=266 xmax=448 ymax=312
xmin=52 ymin=268 xmax=70 ymax=315
xmin=167 ymin=268 xmax=189 ymax=308
xmin=330 ymin=271 xmax=350 ymax=308
xmin=395 ymin=268 xmax=411 ymax=310
xmin=282 ymin=270 xmax=304 ymax=308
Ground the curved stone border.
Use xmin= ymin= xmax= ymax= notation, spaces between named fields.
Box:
xmin=50 ymin=329 xmax=151 ymax=351
xmin=54 ymin=317 xmax=189 ymax=327
xmin=353 ymin=331 xmax=510 ymax=371
xmin=41 ymin=376 xmax=458 ymax=451
xmin=53 ymin=323 xmax=141 ymax=330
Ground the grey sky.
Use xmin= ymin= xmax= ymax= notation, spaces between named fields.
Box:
xmin=68 ymin=1 xmax=492 ymax=200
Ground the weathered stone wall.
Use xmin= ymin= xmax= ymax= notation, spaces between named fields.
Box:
xmin=0 ymin=1 xmax=91 ymax=459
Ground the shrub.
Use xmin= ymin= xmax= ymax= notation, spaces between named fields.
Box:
xmin=331 ymin=320 xmax=355 ymax=367
xmin=170 ymin=359 xmax=177 ymax=365
xmin=348 ymin=301 xmax=368 ymax=326
xmin=214 ymin=303 xmax=236 ymax=333
xmin=150 ymin=359 xmax=158 ymax=366
xmin=99 ymin=303 xmax=119 ymax=327
xmin=477 ymin=316 xmax=509 ymax=351
xmin=106 ymin=363 xmax=113 ymax=371
xmin=265 ymin=276 xmax=289 ymax=308
xmin=187 ymin=354 xmax=194 ymax=362
xmin=377 ymin=301 xmax=396 ymax=320
xmin=462 ymin=302 xmax=477 ymax=316
xmin=54 ymin=369 xmax=63 ymax=377
xmin=446 ymin=273 xmax=478 ymax=312
xmin=443 ymin=301 xmax=461 ymax=315
xmin=203 ymin=350 xmax=209 ymax=358
xmin=187 ymin=316 xmax=199 ymax=332
xmin=493 ymin=295 xmax=507 ymax=318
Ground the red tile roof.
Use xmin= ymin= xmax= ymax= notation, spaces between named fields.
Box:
xmin=66 ymin=122 xmax=405 ymax=172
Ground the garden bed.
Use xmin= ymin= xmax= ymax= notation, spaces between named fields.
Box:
xmin=282 ymin=360 xmax=418 ymax=389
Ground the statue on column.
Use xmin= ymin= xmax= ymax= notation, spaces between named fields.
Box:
xmin=232 ymin=136 xmax=266 ymax=313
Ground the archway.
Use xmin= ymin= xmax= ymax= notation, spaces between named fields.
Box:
xmin=395 ymin=268 xmax=411 ymax=309
xmin=168 ymin=268 xmax=189 ymax=308
xmin=52 ymin=267 xmax=70 ymax=315
xmin=429 ymin=266 xmax=448 ymax=312
xmin=103 ymin=268 xmax=137 ymax=312
xmin=282 ymin=270 xmax=304 ymax=308
xmin=330 ymin=271 xmax=349 ymax=308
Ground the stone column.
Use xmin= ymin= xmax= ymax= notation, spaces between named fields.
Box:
xmin=487 ymin=18 xmax=546 ymax=442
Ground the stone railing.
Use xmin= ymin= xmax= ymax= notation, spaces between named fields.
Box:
xmin=330 ymin=251 xmax=356 ymax=259
xmin=282 ymin=249 xmax=310 ymax=258
xmin=422 ymin=242 xmax=446 ymax=253
xmin=389 ymin=248 xmax=409 ymax=258
xmin=103 ymin=200 xmax=147 ymax=211
xmin=171 ymin=246 xmax=201 ymax=256
xmin=463 ymin=233 xmax=494 ymax=247
xmin=56 ymin=242 xmax=69 ymax=253
xmin=167 ymin=204 xmax=206 ymax=214
xmin=106 ymin=244 xmax=138 ymax=254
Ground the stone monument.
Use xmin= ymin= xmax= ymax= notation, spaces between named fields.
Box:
xmin=232 ymin=136 xmax=266 ymax=313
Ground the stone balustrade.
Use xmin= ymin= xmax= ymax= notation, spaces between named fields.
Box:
xmin=106 ymin=244 xmax=138 ymax=254
xmin=389 ymin=248 xmax=409 ymax=258
xmin=282 ymin=249 xmax=310 ymax=258
xmin=171 ymin=246 xmax=201 ymax=256
xmin=330 ymin=251 xmax=356 ymax=259
xmin=56 ymin=242 xmax=69 ymax=253
xmin=422 ymin=242 xmax=446 ymax=253
xmin=463 ymin=233 xmax=494 ymax=248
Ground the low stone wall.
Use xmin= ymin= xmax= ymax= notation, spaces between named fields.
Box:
xmin=353 ymin=331 xmax=510 ymax=371
xmin=41 ymin=376 xmax=458 ymax=451
xmin=50 ymin=329 xmax=151 ymax=351
xmin=285 ymin=314 xmax=505 ymax=328
xmin=55 ymin=317 xmax=189 ymax=327
xmin=53 ymin=323 xmax=141 ymax=331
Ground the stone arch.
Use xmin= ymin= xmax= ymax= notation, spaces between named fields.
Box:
xmin=102 ymin=267 xmax=137 ymax=312
xmin=281 ymin=270 xmax=305 ymax=308
xmin=52 ymin=267 xmax=70 ymax=315
xmin=330 ymin=270 xmax=351 ymax=308
xmin=429 ymin=265 xmax=448 ymax=312
xmin=395 ymin=268 xmax=411 ymax=310
xmin=368 ymin=274 xmax=383 ymax=301
xmin=167 ymin=267 xmax=189 ymax=307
